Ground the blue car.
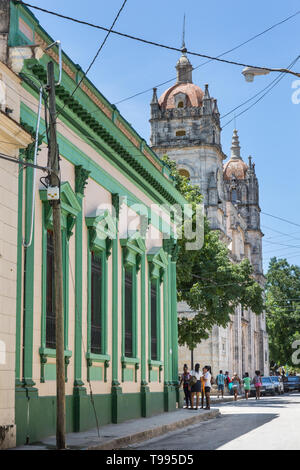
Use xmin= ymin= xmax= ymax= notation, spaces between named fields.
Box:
xmin=283 ymin=376 xmax=300 ymax=393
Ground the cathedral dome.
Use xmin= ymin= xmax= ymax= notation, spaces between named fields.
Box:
xmin=223 ymin=129 xmax=248 ymax=180
xmin=223 ymin=159 xmax=248 ymax=180
xmin=158 ymin=82 xmax=204 ymax=109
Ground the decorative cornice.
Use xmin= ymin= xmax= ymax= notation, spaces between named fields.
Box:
xmin=20 ymin=61 xmax=186 ymax=207
xmin=147 ymin=246 xmax=168 ymax=282
xmin=86 ymin=210 xmax=117 ymax=258
xmin=75 ymin=165 xmax=90 ymax=196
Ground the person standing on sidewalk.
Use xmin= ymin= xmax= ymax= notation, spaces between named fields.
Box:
xmin=190 ymin=364 xmax=202 ymax=410
xmin=180 ymin=364 xmax=191 ymax=409
xmin=253 ymin=370 xmax=262 ymax=400
xmin=203 ymin=366 xmax=212 ymax=410
xmin=216 ymin=370 xmax=225 ymax=398
xmin=225 ymin=371 xmax=233 ymax=395
xmin=243 ymin=372 xmax=251 ymax=400
xmin=232 ymin=373 xmax=242 ymax=401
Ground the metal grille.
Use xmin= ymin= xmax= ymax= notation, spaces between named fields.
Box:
xmin=46 ymin=231 xmax=56 ymax=349
xmin=91 ymin=252 xmax=102 ymax=355
xmin=124 ymin=269 xmax=133 ymax=357
xmin=151 ymin=282 xmax=158 ymax=360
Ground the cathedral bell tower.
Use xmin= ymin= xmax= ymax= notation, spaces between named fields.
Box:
xmin=223 ymin=129 xmax=263 ymax=276
xmin=150 ymin=34 xmax=227 ymax=234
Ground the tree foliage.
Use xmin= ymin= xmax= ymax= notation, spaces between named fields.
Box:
xmin=163 ymin=155 xmax=264 ymax=351
xmin=265 ymin=257 xmax=300 ymax=367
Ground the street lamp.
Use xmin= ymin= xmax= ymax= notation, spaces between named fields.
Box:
xmin=242 ymin=64 xmax=300 ymax=82
xmin=242 ymin=66 xmax=270 ymax=82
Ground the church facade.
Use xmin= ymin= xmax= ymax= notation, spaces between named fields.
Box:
xmin=150 ymin=45 xmax=269 ymax=377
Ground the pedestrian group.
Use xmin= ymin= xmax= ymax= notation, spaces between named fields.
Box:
xmin=180 ymin=365 xmax=264 ymax=409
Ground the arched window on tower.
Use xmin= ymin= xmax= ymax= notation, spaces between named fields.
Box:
xmin=231 ymin=189 xmax=237 ymax=204
xmin=177 ymin=101 xmax=184 ymax=108
xmin=179 ymin=168 xmax=190 ymax=180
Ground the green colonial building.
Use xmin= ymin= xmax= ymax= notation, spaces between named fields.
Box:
xmin=0 ymin=1 xmax=186 ymax=448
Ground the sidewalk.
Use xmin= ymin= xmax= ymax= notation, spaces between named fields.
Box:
xmin=15 ymin=396 xmax=240 ymax=450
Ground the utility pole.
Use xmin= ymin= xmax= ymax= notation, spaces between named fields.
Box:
xmin=47 ymin=60 xmax=66 ymax=450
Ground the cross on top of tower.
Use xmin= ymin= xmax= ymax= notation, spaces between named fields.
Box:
xmin=176 ymin=15 xmax=193 ymax=84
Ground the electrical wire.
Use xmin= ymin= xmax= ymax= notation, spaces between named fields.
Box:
xmin=0 ymin=151 xmax=50 ymax=172
xmin=263 ymin=240 xmax=300 ymax=249
xmin=114 ymin=9 xmax=300 ymax=105
xmin=14 ymin=1 xmax=300 ymax=78
xmin=56 ymin=0 xmax=128 ymax=120
xmin=262 ymin=225 xmax=300 ymax=241
xmin=262 ymin=211 xmax=300 ymax=228
xmin=222 ymin=55 xmax=300 ymax=128
xmin=221 ymin=56 xmax=300 ymax=120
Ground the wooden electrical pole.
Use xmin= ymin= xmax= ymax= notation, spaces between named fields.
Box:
xmin=47 ymin=60 xmax=66 ymax=450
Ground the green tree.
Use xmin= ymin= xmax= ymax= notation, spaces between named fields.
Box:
xmin=162 ymin=155 xmax=264 ymax=351
xmin=266 ymin=257 xmax=300 ymax=367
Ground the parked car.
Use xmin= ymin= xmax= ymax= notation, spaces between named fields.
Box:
xmin=250 ymin=376 xmax=276 ymax=397
xmin=283 ymin=376 xmax=300 ymax=393
xmin=270 ymin=376 xmax=284 ymax=395
xmin=261 ymin=377 xmax=276 ymax=396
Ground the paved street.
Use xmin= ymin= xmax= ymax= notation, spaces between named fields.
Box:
xmin=133 ymin=393 xmax=300 ymax=450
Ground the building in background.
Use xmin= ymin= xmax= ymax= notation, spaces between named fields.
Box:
xmin=150 ymin=44 xmax=269 ymax=378
xmin=0 ymin=1 xmax=187 ymax=447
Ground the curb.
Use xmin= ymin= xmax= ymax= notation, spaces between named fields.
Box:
xmin=211 ymin=396 xmax=242 ymax=404
xmin=88 ymin=409 xmax=220 ymax=450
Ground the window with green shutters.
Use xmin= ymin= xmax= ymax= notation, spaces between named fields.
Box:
xmin=150 ymin=280 xmax=158 ymax=361
xmin=46 ymin=230 xmax=56 ymax=349
xmin=91 ymin=251 xmax=103 ymax=355
xmin=124 ymin=267 xmax=134 ymax=358
xmin=39 ymin=182 xmax=81 ymax=382
xmin=120 ymin=232 xmax=146 ymax=379
xmin=85 ymin=210 xmax=115 ymax=377
xmin=147 ymin=246 xmax=168 ymax=381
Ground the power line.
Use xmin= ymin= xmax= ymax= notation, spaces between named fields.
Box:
xmin=220 ymin=56 xmax=299 ymax=120
xmin=264 ymin=240 xmax=300 ymax=249
xmin=56 ymin=0 xmax=128 ymax=119
xmin=13 ymin=3 xmax=300 ymax=136
xmin=114 ymin=9 xmax=300 ymax=105
xmin=262 ymin=211 xmax=300 ymax=228
xmin=0 ymin=151 xmax=51 ymax=172
xmin=15 ymin=2 xmax=300 ymax=78
xmin=222 ymin=55 xmax=300 ymax=128
xmin=262 ymin=225 xmax=300 ymax=241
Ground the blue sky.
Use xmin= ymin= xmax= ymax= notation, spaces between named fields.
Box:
xmin=27 ymin=0 xmax=300 ymax=272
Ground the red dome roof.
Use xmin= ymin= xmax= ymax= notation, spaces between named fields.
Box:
xmin=159 ymin=82 xmax=204 ymax=109
xmin=223 ymin=159 xmax=248 ymax=180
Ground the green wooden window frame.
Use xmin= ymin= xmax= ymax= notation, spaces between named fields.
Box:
xmin=86 ymin=210 xmax=116 ymax=379
xmin=150 ymin=278 xmax=160 ymax=361
xmin=120 ymin=231 xmax=146 ymax=381
xmin=39 ymin=182 xmax=81 ymax=382
xmin=90 ymin=251 xmax=104 ymax=355
xmin=147 ymin=247 xmax=168 ymax=382
xmin=124 ymin=265 xmax=135 ymax=358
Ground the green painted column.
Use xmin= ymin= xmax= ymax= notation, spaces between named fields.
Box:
xmin=74 ymin=195 xmax=84 ymax=386
xmin=140 ymin=254 xmax=146 ymax=384
xmin=163 ymin=268 xmax=169 ymax=384
xmin=73 ymin=166 xmax=90 ymax=431
xmin=22 ymin=161 xmax=35 ymax=387
xmin=140 ymin=253 xmax=150 ymax=417
xmin=112 ymin=235 xmax=119 ymax=385
xmin=171 ymin=261 xmax=179 ymax=384
xmin=15 ymin=160 xmax=24 ymax=386
xmin=167 ymin=255 xmax=173 ymax=384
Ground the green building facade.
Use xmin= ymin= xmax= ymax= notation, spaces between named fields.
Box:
xmin=2 ymin=1 xmax=186 ymax=446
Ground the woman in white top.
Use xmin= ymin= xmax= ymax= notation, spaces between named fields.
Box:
xmin=190 ymin=364 xmax=203 ymax=410
xmin=203 ymin=366 xmax=212 ymax=410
